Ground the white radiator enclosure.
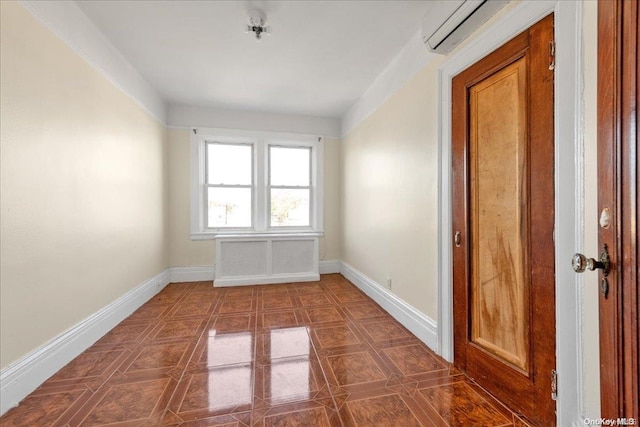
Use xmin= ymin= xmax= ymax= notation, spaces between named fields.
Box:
xmin=214 ymin=234 xmax=320 ymax=286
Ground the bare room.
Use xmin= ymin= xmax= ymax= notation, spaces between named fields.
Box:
xmin=1 ymin=0 xmax=637 ymax=425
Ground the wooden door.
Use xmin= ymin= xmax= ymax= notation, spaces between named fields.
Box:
xmin=597 ymin=0 xmax=639 ymax=419
xmin=452 ymin=15 xmax=556 ymax=426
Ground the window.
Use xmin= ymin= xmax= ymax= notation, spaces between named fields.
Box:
xmin=206 ymin=143 xmax=253 ymax=228
xmin=191 ymin=128 xmax=323 ymax=239
xmin=269 ymin=146 xmax=311 ymax=227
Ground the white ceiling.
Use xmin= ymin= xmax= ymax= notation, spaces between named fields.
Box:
xmin=75 ymin=1 xmax=434 ymax=119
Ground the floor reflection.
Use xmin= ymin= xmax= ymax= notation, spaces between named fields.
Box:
xmin=269 ymin=358 xmax=311 ymax=402
xmin=206 ymin=330 xmax=254 ymax=411
xmin=268 ymin=327 xmax=313 ymax=402
xmin=207 ymin=330 xmax=253 ymax=367
xmin=206 ymin=365 xmax=253 ymax=411
xmin=269 ymin=327 xmax=310 ymax=359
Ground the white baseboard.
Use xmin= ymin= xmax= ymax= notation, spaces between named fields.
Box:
xmin=341 ymin=262 xmax=438 ymax=352
xmin=0 ymin=269 xmax=171 ymax=416
xmin=169 ymin=265 xmax=215 ymax=283
xmin=169 ymin=261 xmax=340 ymax=284
xmin=214 ymin=273 xmax=320 ymax=287
xmin=319 ymin=259 xmax=342 ymax=274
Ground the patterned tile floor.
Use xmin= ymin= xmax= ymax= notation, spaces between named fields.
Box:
xmin=0 ymin=274 xmax=532 ymax=426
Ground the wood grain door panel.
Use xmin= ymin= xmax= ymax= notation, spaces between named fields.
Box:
xmin=469 ymin=57 xmax=530 ymax=373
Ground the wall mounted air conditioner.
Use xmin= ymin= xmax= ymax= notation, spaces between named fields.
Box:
xmin=422 ymin=0 xmax=509 ymax=54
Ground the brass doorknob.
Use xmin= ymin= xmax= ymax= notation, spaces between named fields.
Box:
xmin=571 ymin=245 xmax=611 ymax=275
xmin=572 ymin=253 xmax=604 ymax=272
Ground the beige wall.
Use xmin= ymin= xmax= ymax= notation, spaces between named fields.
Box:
xmin=167 ymin=129 xmax=215 ymax=266
xmin=341 ymin=56 xmax=444 ymax=319
xmin=0 ymin=2 xmax=169 ymax=369
xmin=321 ymin=137 xmax=342 ymax=261
xmin=167 ymin=129 xmax=341 ymax=267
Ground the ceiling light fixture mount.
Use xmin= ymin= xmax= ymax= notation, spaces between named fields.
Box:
xmin=246 ymin=9 xmax=270 ymax=41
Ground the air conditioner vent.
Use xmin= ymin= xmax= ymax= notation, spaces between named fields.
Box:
xmin=422 ymin=0 xmax=509 ymax=54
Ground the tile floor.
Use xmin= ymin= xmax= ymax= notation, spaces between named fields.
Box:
xmin=0 ymin=274 xmax=532 ymax=426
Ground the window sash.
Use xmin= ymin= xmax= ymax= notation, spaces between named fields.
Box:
xmin=268 ymin=145 xmax=312 ymax=228
xmin=205 ymin=141 xmax=254 ymax=230
xmin=268 ymin=145 xmax=311 ymax=187
xmin=269 ymin=188 xmax=312 ymax=228
xmin=205 ymin=142 xmax=253 ymax=185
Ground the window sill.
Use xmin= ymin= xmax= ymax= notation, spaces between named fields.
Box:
xmin=190 ymin=230 xmax=325 ymax=241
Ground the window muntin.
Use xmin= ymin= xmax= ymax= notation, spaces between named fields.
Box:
xmin=268 ymin=146 xmax=311 ymax=227
xmin=205 ymin=142 xmax=253 ymax=228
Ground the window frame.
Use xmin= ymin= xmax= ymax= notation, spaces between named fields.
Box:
xmin=268 ymin=144 xmax=313 ymax=229
xmin=204 ymin=141 xmax=254 ymax=230
xmin=190 ymin=128 xmax=324 ymax=239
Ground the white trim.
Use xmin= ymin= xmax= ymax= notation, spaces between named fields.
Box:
xmin=214 ymin=273 xmax=320 ymax=287
xmin=18 ymin=1 xmax=167 ymax=124
xmin=190 ymin=231 xmax=325 ymax=241
xmin=341 ymin=262 xmax=438 ymax=351
xmin=437 ymin=1 xmax=585 ymax=425
xmin=319 ymin=260 xmax=342 ymax=274
xmin=169 ymin=105 xmax=340 ymax=139
xmin=0 ymin=269 xmax=170 ymax=416
xmin=555 ymin=1 xmax=586 ymax=424
xmin=341 ymin=30 xmax=436 ymax=137
xmin=168 ymin=261 xmax=340 ymax=282
xmin=169 ymin=266 xmax=215 ymax=283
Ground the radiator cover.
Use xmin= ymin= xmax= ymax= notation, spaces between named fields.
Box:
xmin=214 ymin=235 xmax=319 ymax=286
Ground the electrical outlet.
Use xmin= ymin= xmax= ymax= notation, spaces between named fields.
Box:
xmin=386 ymin=277 xmax=392 ymax=290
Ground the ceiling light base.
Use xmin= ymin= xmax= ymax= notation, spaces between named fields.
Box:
xmin=246 ymin=9 xmax=270 ymax=41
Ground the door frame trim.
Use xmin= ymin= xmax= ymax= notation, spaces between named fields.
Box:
xmin=437 ymin=1 xmax=586 ymax=425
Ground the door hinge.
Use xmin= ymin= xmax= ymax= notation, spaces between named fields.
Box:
xmin=551 ymin=369 xmax=558 ymax=400
xmin=549 ymin=40 xmax=555 ymax=71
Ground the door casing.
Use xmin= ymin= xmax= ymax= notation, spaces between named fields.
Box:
xmin=451 ymin=14 xmax=555 ymax=425
xmin=437 ymin=1 xmax=587 ymax=424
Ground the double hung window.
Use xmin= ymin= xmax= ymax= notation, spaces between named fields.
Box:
xmin=206 ymin=143 xmax=253 ymax=228
xmin=269 ymin=146 xmax=311 ymax=227
xmin=191 ymin=128 xmax=323 ymax=238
